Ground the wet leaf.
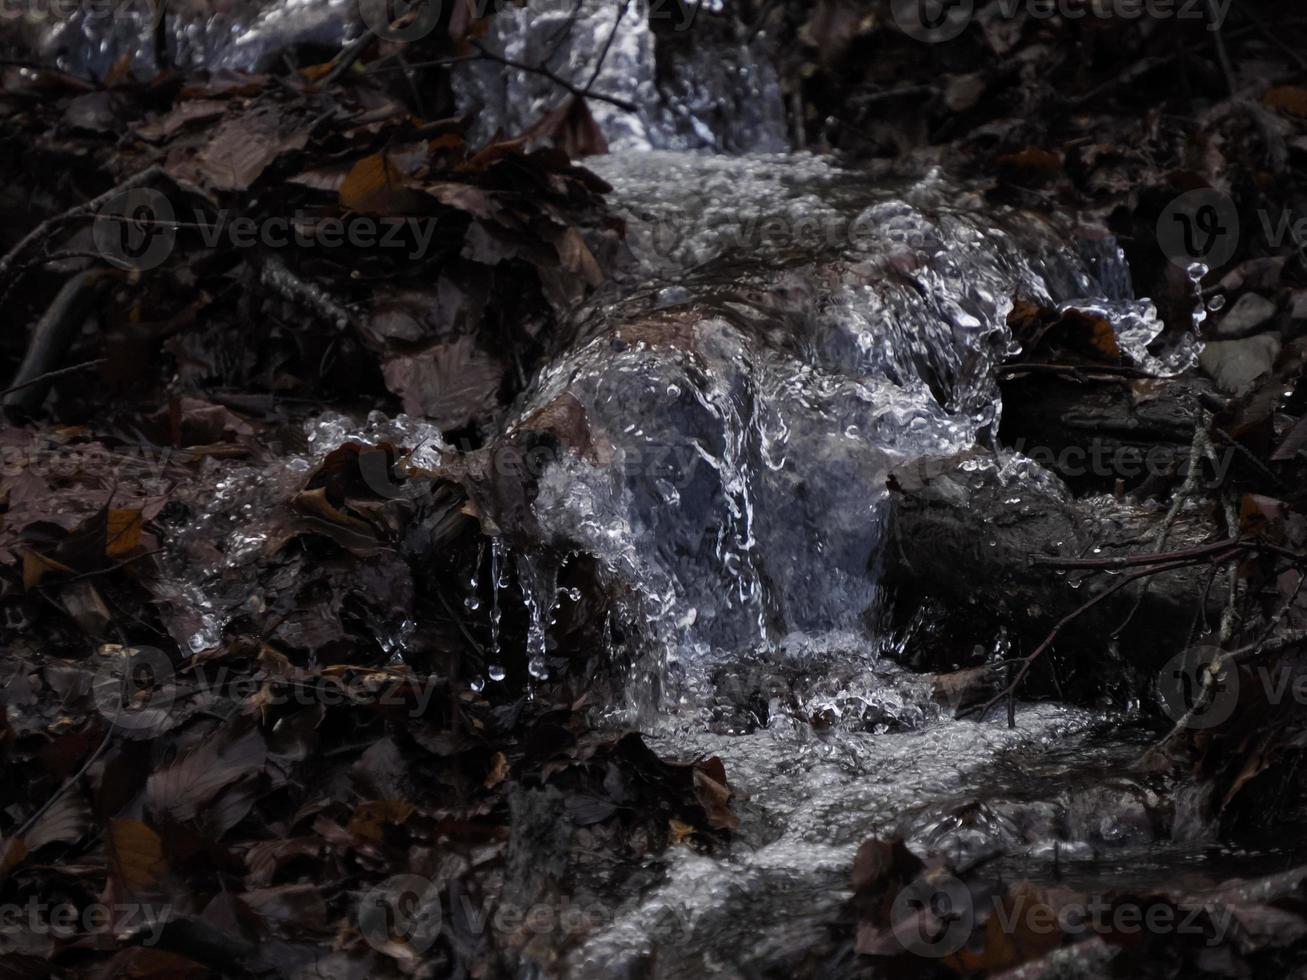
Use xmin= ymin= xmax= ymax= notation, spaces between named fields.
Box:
xmin=340 ymin=152 xmax=423 ymax=214
xmin=381 ymin=335 xmax=505 ymax=430
xmin=109 ymin=819 xmax=167 ymax=893
xmin=145 ymin=724 xmax=267 ymax=825
xmin=521 ymin=95 xmax=609 ymax=158
xmin=106 ymin=508 xmax=144 ymax=558
xmin=20 ymin=549 xmax=74 ymax=590
xmin=1265 ymin=86 xmax=1307 ymax=117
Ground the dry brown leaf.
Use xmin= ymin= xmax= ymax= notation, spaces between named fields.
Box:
xmin=381 ymin=335 xmax=504 ymax=430
xmin=106 ymin=508 xmax=144 ymax=558
xmin=340 ymin=152 xmax=423 ymax=214
xmin=484 ymin=751 xmax=509 ymax=788
xmin=109 ymin=819 xmax=167 ymax=893
xmin=1265 ymin=86 xmax=1307 ymax=117
xmin=21 ymin=549 xmax=74 ymax=590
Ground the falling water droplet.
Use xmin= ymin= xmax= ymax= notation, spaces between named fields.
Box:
xmin=488 ymin=664 xmax=506 ymax=682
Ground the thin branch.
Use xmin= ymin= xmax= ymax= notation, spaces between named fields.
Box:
xmin=584 ymin=0 xmax=632 ymax=91
xmin=1029 ymin=538 xmax=1247 ymax=571
xmin=0 ymin=165 xmax=165 ymax=287
xmin=962 ymin=547 xmax=1244 ymax=726
xmin=0 ymin=357 xmax=105 ymax=398
xmin=468 ymin=40 xmax=638 ymax=112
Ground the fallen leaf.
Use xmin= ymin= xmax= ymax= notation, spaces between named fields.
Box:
xmin=381 ymin=335 xmax=504 ymax=430
xmin=109 ymin=819 xmax=167 ymax=893
xmin=1265 ymin=86 xmax=1307 ymax=117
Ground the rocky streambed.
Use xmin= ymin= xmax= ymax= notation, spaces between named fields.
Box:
xmin=3 ymin=2 xmax=1307 ymax=978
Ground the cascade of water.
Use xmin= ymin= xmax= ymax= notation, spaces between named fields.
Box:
xmin=455 ymin=0 xmax=787 ymax=152
xmin=520 ymin=152 xmax=1178 ymax=715
xmin=488 ymin=537 xmax=507 ymax=682
xmin=514 ymin=551 xmax=558 ymax=681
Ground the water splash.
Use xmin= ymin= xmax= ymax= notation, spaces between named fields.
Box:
xmin=524 ymin=152 xmax=1165 ymax=713
xmin=455 ymin=0 xmax=787 ymax=152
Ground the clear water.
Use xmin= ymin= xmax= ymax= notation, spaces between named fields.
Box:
xmin=14 ymin=6 xmax=1227 ymax=975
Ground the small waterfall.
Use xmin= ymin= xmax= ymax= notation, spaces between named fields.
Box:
xmin=15 ymin=0 xmax=787 ymax=155
xmin=16 ymin=0 xmax=357 ymax=78
xmin=514 ymin=152 xmax=1170 ymax=716
xmin=455 ymin=0 xmax=788 ymax=152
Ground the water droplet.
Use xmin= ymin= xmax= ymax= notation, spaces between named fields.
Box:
xmin=528 ymin=657 xmax=549 ymax=680
xmin=469 ymin=675 xmax=485 ymax=692
xmin=488 ymin=664 xmax=506 ymax=682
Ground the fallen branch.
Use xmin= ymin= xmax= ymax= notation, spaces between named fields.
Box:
xmin=962 ymin=545 xmax=1245 ymax=727
xmin=1030 ymin=538 xmax=1248 ymax=571
xmin=469 ymin=40 xmax=638 ymax=112
xmin=0 ymin=357 xmax=105 ymax=399
xmin=4 ymin=270 xmax=116 ymax=414
xmin=0 ymin=165 xmax=165 ymax=287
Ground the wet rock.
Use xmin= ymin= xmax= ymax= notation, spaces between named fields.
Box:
xmin=997 ymin=372 xmax=1211 ymax=494
xmin=883 ymin=449 xmax=1223 ymax=697
xmin=1200 ymin=334 xmax=1282 ymax=395
xmin=1213 ymin=292 xmax=1277 ymax=339
xmin=1291 ymin=290 xmax=1307 ymax=321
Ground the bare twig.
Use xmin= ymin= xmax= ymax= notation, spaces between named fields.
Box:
xmin=584 ymin=0 xmax=632 ymax=91
xmin=1030 ymin=538 xmax=1246 ymax=571
xmin=963 ymin=546 xmax=1244 ymax=726
xmin=468 ymin=40 xmax=638 ymax=112
xmin=0 ymin=165 xmax=165 ymax=287
xmin=1206 ymin=0 xmax=1238 ymax=96
xmin=0 ymin=357 xmax=105 ymax=398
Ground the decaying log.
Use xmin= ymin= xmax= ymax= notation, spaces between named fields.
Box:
xmin=883 ymin=448 xmax=1227 ymax=701
xmin=996 ymin=372 xmax=1223 ymax=494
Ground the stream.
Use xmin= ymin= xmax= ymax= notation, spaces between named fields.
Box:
xmin=10 ymin=2 xmax=1290 ymax=977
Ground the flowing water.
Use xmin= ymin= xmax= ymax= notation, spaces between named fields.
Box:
xmin=14 ymin=3 xmax=1258 ymax=976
